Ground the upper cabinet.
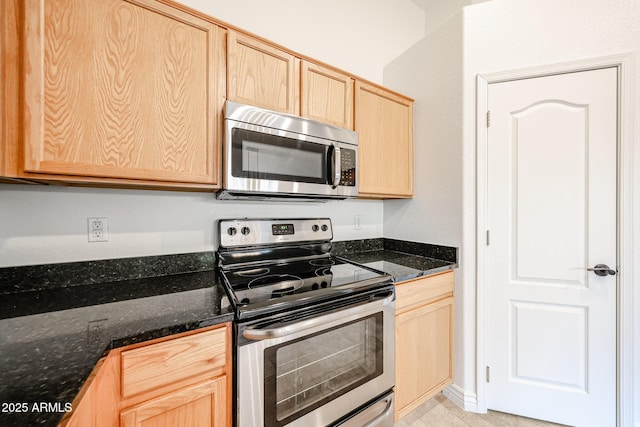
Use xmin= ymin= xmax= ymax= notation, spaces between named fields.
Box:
xmin=301 ymin=61 xmax=354 ymax=129
xmin=1 ymin=0 xmax=414 ymax=195
xmin=355 ymin=81 xmax=413 ymax=198
xmin=8 ymin=0 xmax=225 ymax=189
xmin=227 ymin=30 xmax=300 ymax=115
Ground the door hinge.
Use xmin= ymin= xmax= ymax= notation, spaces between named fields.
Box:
xmin=486 ymin=110 xmax=491 ymax=127
xmin=486 ymin=230 xmax=490 ymax=246
xmin=486 ymin=366 xmax=490 ymax=383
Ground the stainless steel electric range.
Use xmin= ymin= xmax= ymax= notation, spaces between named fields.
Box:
xmin=217 ymin=218 xmax=395 ymax=427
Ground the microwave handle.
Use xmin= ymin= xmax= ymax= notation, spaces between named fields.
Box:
xmin=331 ymin=144 xmax=341 ymax=189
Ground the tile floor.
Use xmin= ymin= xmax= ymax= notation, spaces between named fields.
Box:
xmin=394 ymin=394 xmax=568 ymax=427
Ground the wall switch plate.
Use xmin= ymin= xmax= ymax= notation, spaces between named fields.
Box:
xmin=87 ymin=217 xmax=109 ymax=242
xmin=354 ymin=215 xmax=362 ymax=230
xmin=87 ymin=319 xmax=108 ymax=346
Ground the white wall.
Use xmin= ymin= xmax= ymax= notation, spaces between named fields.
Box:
xmin=385 ymin=0 xmax=639 ymax=422
xmin=464 ymin=0 xmax=640 ymax=422
xmin=382 ymin=10 xmax=467 ymax=396
xmin=411 ymin=0 xmax=470 ymax=35
xmin=0 ymin=184 xmax=383 ymax=267
xmin=185 ymin=0 xmax=425 ymax=84
xmin=0 ymin=0 xmax=426 ymax=268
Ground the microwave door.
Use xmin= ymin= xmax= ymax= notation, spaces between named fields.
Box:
xmin=227 ymin=124 xmax=340 ymax=197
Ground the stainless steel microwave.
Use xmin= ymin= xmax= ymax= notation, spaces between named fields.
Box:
xmin=218 ymin=101 xmax=358 ymax=200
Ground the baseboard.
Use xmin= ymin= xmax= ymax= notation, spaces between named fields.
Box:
xmin=442 ymin=384 xmax=482 ymax=413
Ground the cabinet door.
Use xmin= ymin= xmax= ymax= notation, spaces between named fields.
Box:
xmin=121 ymin=376 xmax=227 ymax=427
xmin=23 ymin=0 xmax=223 ymax=185
xmin=301 ymin=61 xmax=353 ymax=129
xmin=355 ymin=82 xmax=413 ymax=198
xmin=63 ymin=351 xmax=120 ymax=427
xmin=395 ymin=296 xmax=454 ymax=420
xmin=227 ymin=30 xmax=300 ymax=114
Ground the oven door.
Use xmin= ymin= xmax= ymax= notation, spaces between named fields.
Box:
xmin=236 ymin=290 xmax=395 ymax=427
xmin=224 ymin=120 xmax=358 ymax=199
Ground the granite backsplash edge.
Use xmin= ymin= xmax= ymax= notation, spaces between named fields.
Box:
xmin=0 ymin=251 xmax=216 ymax=294
xmin=2 ymin=238 xmax=459 ymax=294
xmin=332 ymin=238 xmax=458 ymax=263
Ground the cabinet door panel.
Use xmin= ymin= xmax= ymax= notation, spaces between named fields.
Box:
xmin=121 ymin=376 xmax=227 ymax=427
xmin=356 ymin=82 xmax=413 ymax=198
xmin=395 ymin=296 xmax=454 ymax=420
xmin=23 ymin=0 xmax=221 ymax=184
xmin=227 ymin=30 xmax=299 ymax=114
xmin=301 ymin=61 xmax=353 ymax=129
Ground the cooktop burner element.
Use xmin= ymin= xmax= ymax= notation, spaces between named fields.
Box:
xmin=217 ymin=218 xmax=393 ymax=320
xmin=247 ymin=274 xmax=304 ymax=295
xmin=236 ymin=267 xmax=270 ymax=277
xmin=309 ymin=258 xmax=336 ymax=266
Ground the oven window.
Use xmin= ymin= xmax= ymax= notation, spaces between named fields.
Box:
xmin=263 ymin=313 xmax=383 ymax=426
xmin=231 ymin=128 xmax=328 ymax=183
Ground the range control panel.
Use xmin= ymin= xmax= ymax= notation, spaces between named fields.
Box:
xmin=219 ymin=218 xmax=333 ymax=248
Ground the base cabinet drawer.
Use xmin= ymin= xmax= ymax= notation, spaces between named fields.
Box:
xmin=121 ymin=328 xmax=227 ymax=399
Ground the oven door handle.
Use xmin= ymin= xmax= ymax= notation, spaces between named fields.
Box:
xmin=362 ymin=394 xmax=393 ymax=427
xmin=242 ymin=291 xmax=393 ymax=341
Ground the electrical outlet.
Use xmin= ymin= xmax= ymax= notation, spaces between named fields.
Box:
xmin=87 ymin=217 xmax=109 ymax=242
xmin=87 ymin=319 xmax=108 ymax=346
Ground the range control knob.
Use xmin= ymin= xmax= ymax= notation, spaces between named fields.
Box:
xmin=321 ymin=224 xmax=328 ymax=232
xmin=227 ymin=227 xmax=237 ymax=236
xmin=312 ymin=224 xmax=319 ymax=232
xmin=241 ymin=227 xmax=251 ymax=235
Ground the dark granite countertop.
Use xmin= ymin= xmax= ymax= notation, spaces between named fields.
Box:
xmin=0 ymin=252 xmax=233 ymax=427
xmin=0 ymin=241 xmax=456 ymax=426
xmin=332 ymin=238 xmax=458 ymax=282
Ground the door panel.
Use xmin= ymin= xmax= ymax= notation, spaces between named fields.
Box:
xmin=486 ymin=67 xmax=617 ymax=427
xmin=23 ymin=0 xmax=221 ymax=184
xmin=227 ymin=30 xmax=300 ymax=115
xmin=511 ymin=302 xmax=587 ymax=390
xmin=512 ymin=102 xmax=588 ymax=285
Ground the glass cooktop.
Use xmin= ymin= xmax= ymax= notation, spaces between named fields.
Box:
xmin=220 ymin=256 xmax=391 ymax=318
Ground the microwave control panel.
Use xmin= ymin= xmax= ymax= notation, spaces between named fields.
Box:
xmin=340 ymin=149 xmax=356 ymax=187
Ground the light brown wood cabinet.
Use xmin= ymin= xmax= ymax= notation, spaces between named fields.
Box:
xmin=64 ymin=352 xmax=120 ymax=427
xmin=355 ymin=81 xmax=413 ymax=198
xmin=60 ymin=323 xmax=232 ymax=427
xmin=2 ymin=0 xmax=225 ymax=189
xmin=227 ymin=30 xmax=300 ymax=115
xmin=301 ymin=61 xmax=354 ymax=129
xmin=2 ymin=1 xmax=415 ymax=195
xmin=394 ymin=271 xmax=454 ymax=421
xmin=120 ymin=377 xmax=227 ymax=427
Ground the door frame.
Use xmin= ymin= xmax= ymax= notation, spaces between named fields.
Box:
xmin=475 ymin=53 xmax=635 ymax=426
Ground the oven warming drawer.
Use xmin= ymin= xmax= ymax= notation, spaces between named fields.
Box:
xmin=333 ymin=391 xmax=394 ymax=427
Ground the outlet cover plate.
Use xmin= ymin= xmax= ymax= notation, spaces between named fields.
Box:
xmin=88 ymin=217 xmax=109 ymax=242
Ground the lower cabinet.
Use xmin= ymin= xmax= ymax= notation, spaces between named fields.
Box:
xmin=120 ymin=377 xmax=227 ymax=427
xmin=60 ymin=323 xmax=232 ymax=427
xmin=394 ymin=271 xmax=454 ymax=421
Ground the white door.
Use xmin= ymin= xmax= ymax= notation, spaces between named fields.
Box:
xmin=485 ymin=67 xmax=618 ymax=427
